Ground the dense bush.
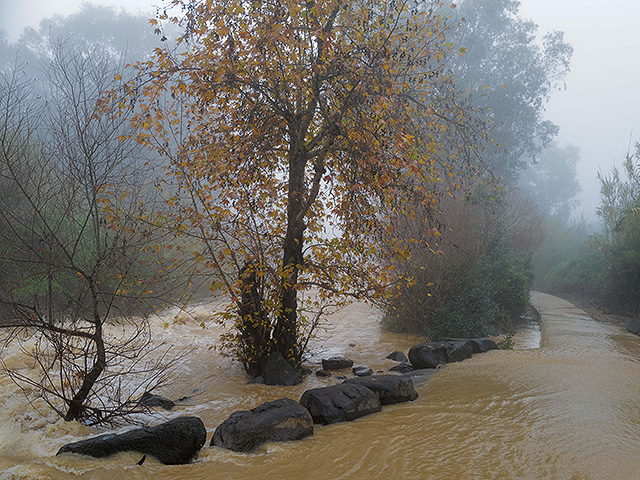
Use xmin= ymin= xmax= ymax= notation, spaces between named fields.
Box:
xmin=595 ymin=144 xmax=640 ymax=311
xmin=384 ymin=186 xmax=541 ymax=340
xmin=536 ymin=251 xmax=605 ymax=296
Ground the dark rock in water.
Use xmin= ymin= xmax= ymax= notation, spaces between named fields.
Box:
xmin=627 ymin=318 xmax=640 ymax=336
xmin=336 ymin=375 xmax=347 ymax=380
xmin=322 ymin=356 xmax=354 ymax=371
xmin=348 ymin=343 xmax=356 ymax=347
xmin=316 ymin=369 xmax=331 ymax=377
xmin=408 ymin=344 xmax=446 ymax=369
xmin=386 ymin=351 xmax=408 ymax=363
xmin=352 ymin=366 xmax=373 ymax=377
xmin=409 ymin=340 xmax=473 ymax=369
xmin=470 ymin=338 xmax=498 ymax=353
xmin=301 ymin=367 xmax=313 ymax=375
xmin=443 ymin=337 xmax=498 ymax=353
xmin=140 ymin=392 xmax=175 ymax=411
xmin=211 ymin=398 xmax=313 ymax=452
xmin=344 ymin=375 xmax=418 ymax=405
xmin=261 ymin=352 xmax=303 ymax=386
xmin=300 ymin=383 xmax=381 ymax=425
xmin=247 ymin=376 xmax=265 ymax=385
xmin=388 ymin=362 xmax=414 ymax=373
xmin=57 ymin=416 xmax=206 ymax=465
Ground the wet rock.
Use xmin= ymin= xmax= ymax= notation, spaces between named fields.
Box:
xmin=211 ymin=398 xmax=313 ymax=452
xmin=344 ymin=375 xmax=418 ymax=405
xmin=261 ymin=352 xmax=303 ymax=386
xmin=388 ymin=362 xmax=414 ymax=373
xmin=470 ymin=338 xmax=498 ymax=353
xmin=300 ymin=383 xmax=381 ymax=425
xmin=408 ymin=340 xmax=473 ymax=369
xmin=352 ymin=366 xmax=373 ymax=377
xmin=316 ymin=369 xmax=331 ymax=377
xmin=57 ymin=416 xmax=206 ymax=465
xmin=247 ymin=376 xmax=265 ymax=385
xmin=444 ymin=337 xmax=498 ymax=353
xmin=322 ymin=356 xmax=354 ymax=370
xmin=626 ymin=317 xmax=640 ymax=336
xmin=140 ymin=392 xmax=175 ymax=411
xmin=386 ymin=351 xmax=408 ymax=363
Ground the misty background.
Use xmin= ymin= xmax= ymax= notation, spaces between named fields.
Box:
xmin=1 ymin=0 xmax=640 ymax=435
xmin=1 ymin=0 xmax=639 ymax=221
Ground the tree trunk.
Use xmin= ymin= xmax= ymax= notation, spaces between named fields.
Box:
xmin=64 ymin=331 xmax=106 ymax=422
xmin=238 ymin=262 xmax=269 ymax=378
xmin=64 ymin=282 xmax=106 ymax=422
xmin=274 ymin=138 xmax=307 ymax=366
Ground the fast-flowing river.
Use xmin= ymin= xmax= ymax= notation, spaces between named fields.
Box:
xmin=2 ymin=292 xmax=640 ymax=479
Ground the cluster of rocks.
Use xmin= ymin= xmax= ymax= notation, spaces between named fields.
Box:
xmin=56 ymin=337 xmax=498 ymax=464
xmin=212 ymin=372 xmax=419 ymax=453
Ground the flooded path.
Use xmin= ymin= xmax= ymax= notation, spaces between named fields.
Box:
xmin=2 ymin=292 xmax=640 ymax=479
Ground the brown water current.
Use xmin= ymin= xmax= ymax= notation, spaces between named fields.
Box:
xmin=2 ymin=292 xmax=640 ymax=479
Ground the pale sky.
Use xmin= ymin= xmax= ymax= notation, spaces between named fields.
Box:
xmin=1 ymin=0 xmax=639 ymax=219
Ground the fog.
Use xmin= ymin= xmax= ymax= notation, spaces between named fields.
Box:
xmin=2 ymin=0 xmax=640 ymax=220
xmin=518 ymin=0 xmax=640 ymax=221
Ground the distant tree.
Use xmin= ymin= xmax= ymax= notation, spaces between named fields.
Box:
xmin=518 ymin=141 xmax=581 ymax=221
xmin=0 ymin=44 xmax=188 ymax=425
xmin=0 ymin=4 xmax=170 ymax=79
xmin=449 ymin=0 xmax=573 ymax=178
xmin=119 ymin=0 xmax=484 ymax=376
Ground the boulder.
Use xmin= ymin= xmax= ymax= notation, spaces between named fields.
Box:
xmin=444 ymin=337 xmax=498 ymax=353
xmin=408 ymin=340 xmax=473 ymax=369
xmin=352 ymin=366 xmax=373 ymax=377
xmin=470 ymin=338 xmax=498 ymax=353
xmin=211 ymin=398 xmax=313 ymax=452
xmin=56 ymin=416 xmax=206 ymax=465
xmin=300 ymin=383 xmax=381 ymax=425
xmin=321 ymin=356 xmax=354 ymax=371
xmin=626 ymin=318 xmax=640 ymax=336
xmin=344 ymin=375 xmax=418 ymax=405
xmin=261 ymin=352 xmax=303 ymax=386
xmin=140 ymin=392 xmax=175 ymax=411
xmin=386 ymin=351 xmax=408 ymax=363
xmin=316 ymin=369 xmax=331 ymax=377
xmin=388 ymin=362 xmax=414 ymax=373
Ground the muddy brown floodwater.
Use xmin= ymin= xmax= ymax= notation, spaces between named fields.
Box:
xmin=2 ymin=292 xmax=640 ymax=479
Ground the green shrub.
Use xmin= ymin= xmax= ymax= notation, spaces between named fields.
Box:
xmin=383 ymin=185 xmax=538 ymax=340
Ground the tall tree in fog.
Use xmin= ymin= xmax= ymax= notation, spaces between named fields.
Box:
xmin=518 ymin=142 xmax=581 ymax=221
xmin=0 ymin=4 xmax=168 ymax=73
xmin=449 ymin=0 xmax=573 ymax=178
xmin=120 ymin=0 xmax=484 ymax=376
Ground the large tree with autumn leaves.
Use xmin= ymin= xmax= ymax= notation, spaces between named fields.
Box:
xmin=120 ymin=0 xmax=484 ymax=376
